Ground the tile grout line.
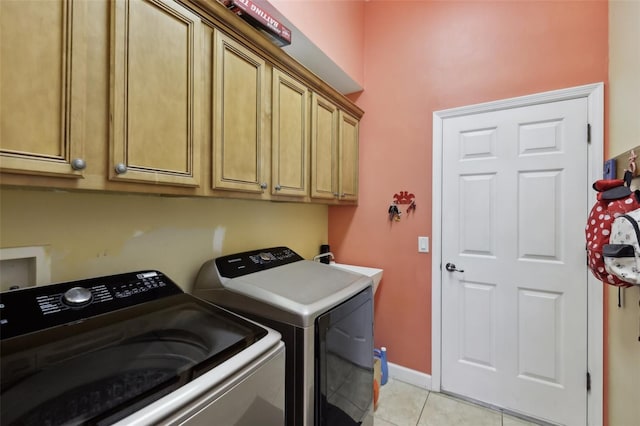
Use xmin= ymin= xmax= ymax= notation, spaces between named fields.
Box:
xmin=415 ymin=390 xmax=431 ymax=426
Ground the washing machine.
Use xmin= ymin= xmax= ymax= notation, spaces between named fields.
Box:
xmin=0 ymin=270 xmax=285 ymax=425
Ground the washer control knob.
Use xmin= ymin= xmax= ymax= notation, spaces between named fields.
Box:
xmin=63 ymin=287 xmax=93 ymax=306
xmin=259 ymin=252 xmax=272 ymax=262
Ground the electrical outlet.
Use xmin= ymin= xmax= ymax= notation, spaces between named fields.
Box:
xmin=418 ymin=236 xmax=429 ymax=253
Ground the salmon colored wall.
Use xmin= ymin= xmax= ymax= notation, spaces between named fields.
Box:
xmin=269 ymin=0 xmax=607 ymax=383
xmin=327 ymin=0 xmax=609 ymax=374
xmin=268 ymin=0 xmax=365 ymax=87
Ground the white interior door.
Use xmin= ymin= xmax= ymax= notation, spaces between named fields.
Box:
xmin=440 ymin=97 xmax=589 ymax=425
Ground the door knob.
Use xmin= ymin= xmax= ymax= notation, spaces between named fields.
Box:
xmin=445 ymin=263 xmax=464 ymax=273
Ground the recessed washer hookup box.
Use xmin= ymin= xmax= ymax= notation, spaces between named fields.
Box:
xmin=220 ymin=0 xmax=292 ymax=47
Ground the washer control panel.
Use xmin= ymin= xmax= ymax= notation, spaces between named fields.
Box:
xmin=0 ymin=271 xmax=181 ymax=340
xmin=216 ymin=246 xmax=303 ymax=278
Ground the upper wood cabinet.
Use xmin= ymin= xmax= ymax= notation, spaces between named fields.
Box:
xmin=110 ymin=0 xmax=201 ymax=187
xmin=212 ymin=30 xmax=268 ymax=194
xmin=0 ymin=0 xmax=87 ymax=177
xmin=310 ymin=92 xmax=338 ymax=200
xmin=0 ymin=0 xmax=362 ymax=203
xmin=310 ymin=94 xmax=358 ymax=203
xmin=338 ymin=111 xmax=359 ymax=202
xmin=271 ymin=69 xmax=309 ymax=198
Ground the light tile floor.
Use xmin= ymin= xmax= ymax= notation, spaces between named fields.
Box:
xmin=374 ymin=379 xmax=541 ymax=426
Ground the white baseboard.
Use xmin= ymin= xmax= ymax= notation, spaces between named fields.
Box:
xmin=387 ymin=362 xmax=432 ymax=390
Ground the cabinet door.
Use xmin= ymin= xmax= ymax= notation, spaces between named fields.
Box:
xmin=110 ymin=0 xmax=201 ymax=186
xmin=272 ymin=69 xmax=309 ymax=197
xmin=212 ymin=31 xmax=268 ymax=194
xmin=310 ymin=93 xmax=338 ymax=200
xmin=0 ymin=0 xmax=87 ymax=177
xmin=338 ymin=111 xmax=359 ymax=202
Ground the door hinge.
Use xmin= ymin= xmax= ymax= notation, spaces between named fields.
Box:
xmin=586 ymin=243 xmax=592 ymax=266
xmin=587 ymin=123 xmax=592 ymax=143
xmin=587 ymin=371 xmax=591 ymax=391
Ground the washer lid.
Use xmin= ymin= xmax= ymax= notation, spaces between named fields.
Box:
xmin=0 ymin=293 xmax=270 ymax=426
xmin=218 ymin=260 xmax=372 ymax=323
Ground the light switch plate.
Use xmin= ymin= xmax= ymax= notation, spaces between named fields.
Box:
xmin=418 ymin=236 xmax=429 ymax=253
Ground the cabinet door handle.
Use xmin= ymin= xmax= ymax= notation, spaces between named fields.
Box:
xmin=275 ymin=184 xmax=282 ymax=191
xmin=260 ymin=182 xmax=268 ymax=190
xmin=71 ymin=158 xmax=86 ymax=171
xmin=115 ymin=163 xmax=128 ymax=174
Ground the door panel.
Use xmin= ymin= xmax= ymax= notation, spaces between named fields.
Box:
xmin=441 ymin=98 xmax=588 ymax=425
xmin=459 ymin=281 xmax=496 ymax=369
xmin=460 ymin=174 xmax=495 ymax=256
xmin=518 ymin=170 xmax=562 ymax=260
xmin=517 ymin=289 xmax=563 ymax=385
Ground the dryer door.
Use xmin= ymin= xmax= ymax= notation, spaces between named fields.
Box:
xmin=315 ymin=287 xmax=373 ymax=426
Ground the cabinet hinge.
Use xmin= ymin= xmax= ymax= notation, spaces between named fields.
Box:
xmin=587 ymin=371 xmax=591 ymax=391
xmin=587 ymin=123 xmax=591 ymax=143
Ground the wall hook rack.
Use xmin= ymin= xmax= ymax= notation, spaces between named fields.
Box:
xmin=627 ymin=149 xmax=637 ymax=177
xmin=609 ymin=145 xmax=640 ymax=179
xmin=388 ymin=202 xmax=401 ymax=222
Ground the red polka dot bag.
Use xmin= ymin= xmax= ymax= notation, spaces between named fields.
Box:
xmin=603 ymin=208 xmax=640 ymax=286
xmin=586 ymin=177 xmax=640 ymax=287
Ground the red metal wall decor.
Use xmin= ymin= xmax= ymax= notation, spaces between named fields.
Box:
xmin=394 ymin=191 xmax=416 ymax=212
xmin=389 ymin=191 xmax=416 ymax=221
xmin=393 ymin=191 xmax=415 ymax=205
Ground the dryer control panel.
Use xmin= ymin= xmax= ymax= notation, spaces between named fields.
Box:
xmin=215 ymin=246 xmax=303 ymax=278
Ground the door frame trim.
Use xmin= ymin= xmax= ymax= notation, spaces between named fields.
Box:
xmin=431 ymin=83 xmax=604 ymax=425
